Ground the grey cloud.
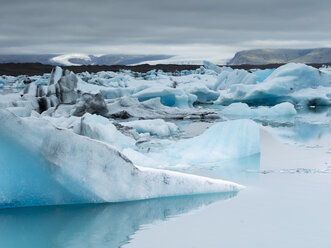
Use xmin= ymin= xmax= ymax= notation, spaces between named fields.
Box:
xmin=1 ymin=0 xmax=331 ymax=54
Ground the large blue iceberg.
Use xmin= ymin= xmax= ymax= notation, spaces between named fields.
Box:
xmin=0 ymin=109 xmax=242 ymax=208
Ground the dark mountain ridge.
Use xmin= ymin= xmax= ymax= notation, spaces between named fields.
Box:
xmin=228 ymin=48 xmax=331 ymax=65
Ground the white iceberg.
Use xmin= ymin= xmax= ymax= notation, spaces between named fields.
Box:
xmin=0 ymin=109 xmax=242 ymax=208
xmin=222 ymin=102 xmax=297 ymax=117
xmin=213 ymin=69 xmax=257 ymax=91
xmin=80 ymin=113 xmax=136 ymax=150
xmin=120 ymin=119 xmax=178 ymax=137
xmin=106 ymin=97 xmax=219 ymax=120
xmin=133 ymin=87 xmax=197 ymax=108
xmin=125 ymin=119 xmax=260 ymax=168
xmin=170 ymin=119 xmax=260 ymax=165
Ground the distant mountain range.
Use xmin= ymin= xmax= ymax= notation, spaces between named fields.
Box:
xmin=2 ymin=49 xmax=331 ymax=66
xmin=0 ymin=54 xmax=173 ymax=66
xmin=227 ymin=48 xmax=331 ymax=65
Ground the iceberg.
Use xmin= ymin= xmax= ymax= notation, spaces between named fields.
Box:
xmin=213 ymin=69 xmax=257 ymax=91
xmin=120 ymin=119 xmax=178 ymax=137
xmin=179 ymin=83 xmax=220 ymax=103
xmin=0 ymin=109 xmax=242 ymax=208
xmin=125 ymin=119 xmax=260 ymax=168
xmin=222 ymin=102 xmax=297 ymax=117
xmin=133 ymin=87 xmax=197 ymax=108
xmin=203 ymin=60 xmax=227 ymax=74
xmin=265 ymin=63 xmax=330 ymax=89
xmin=106 ymin=97 xmax=220 ymax=120
xmin=202 ymin=61 xmax=257 ymax=90
xmin=170 ymin=119 xmax=260 ymax=165
xmin=80 ymin=113 xmax=136 ymax=151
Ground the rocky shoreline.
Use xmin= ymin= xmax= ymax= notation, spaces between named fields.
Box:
xmin=1 ymin=62 xmax=331 ymax=76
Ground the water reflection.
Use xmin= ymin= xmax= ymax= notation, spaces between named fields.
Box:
xmin=0 ymin=193 xmax=236 ymax=248
xmin=180 ymin=154 xmax=261 ymax=185
xmin=288 ymin=121 xmax=330 ymax=142
xmin=211 ymin=154 xmax=260 ymax=183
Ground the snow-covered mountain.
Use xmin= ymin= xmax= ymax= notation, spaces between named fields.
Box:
xmin=0 ymin=54 xmax=173 ymax=66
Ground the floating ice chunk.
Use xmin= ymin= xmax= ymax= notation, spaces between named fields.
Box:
xmin=268 ymin=102 xmax=297 ymax=116
xmin=120 ymin=119 xmax=178 ymax=137
xmin=213 ymin=69 xmax=258 ymax=91
xmin=80 ymin=113 xmax=136 ymax=151
xmin=76 ymin=79 xmax=106 ymax=95
xmin=171 ymin=119 xmax=260 ymax=165
xmin=222 ymin=103 xmax=253 ymax=116
xmin=181 ymin=84 xmax=220 ymax=103
xmin=222 ymin=102 xmax=297 ymax=117
xmin=0 ymin=109 xmax=242 ymax=208
xmin=265 ymin=63 xmax=331 ymax=89
xmin=133 ymin=87 xmax=197 ymax=108
xmin=49 ymin=66 xmax=63 ymax=85
xmin=202 ymin=61 xmax=257 ymax=90
xmin=203 ymin=61 xmax=228 ymax=74
xmin=127 ymin=119 xmax=260 ymax=168
xmin=106 ymin=97 xmax=219 ymax=120
xmin=72 ymin=93 xmax=108 ymax=117
xmin=43 ymin=114 xmax=136 ymax=149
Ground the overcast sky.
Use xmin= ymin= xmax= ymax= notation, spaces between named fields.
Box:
xmin=1 ymin=0 xmax=331 ymax=60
